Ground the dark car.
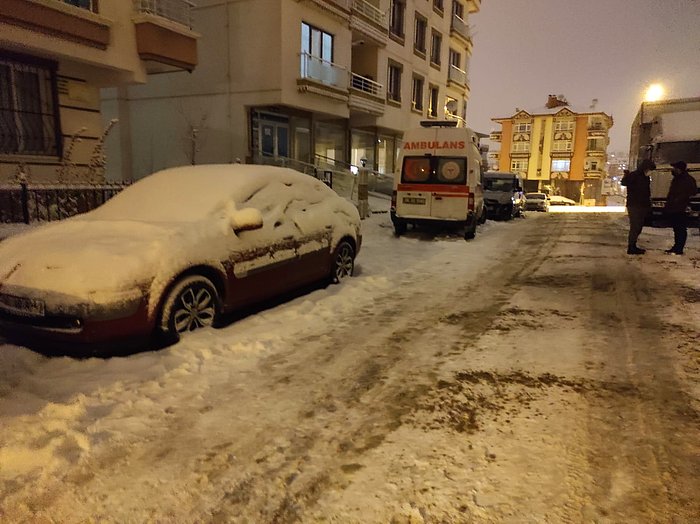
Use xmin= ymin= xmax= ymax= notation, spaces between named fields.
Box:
xmin=0 ymin=165 xmax=361 ymax=350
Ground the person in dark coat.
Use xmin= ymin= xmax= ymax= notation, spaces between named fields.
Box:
xmin=621 ymin=158 xmax=655 ymax=254
xmin=663 ymin=160 xmax=698 ymax=255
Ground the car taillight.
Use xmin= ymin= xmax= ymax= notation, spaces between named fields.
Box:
xmin=391 ymin=190 xmax=397 ymax=210
xmin=466 ymin=186 xmax=474 ymax=210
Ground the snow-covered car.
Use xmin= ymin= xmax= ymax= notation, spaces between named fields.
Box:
xmin=0 ymin=165 xmax=361 ymax=349
xmin=524 ymin=192 xmax=550 ymax=212
xmin=549 ymin=195 xmax=577 ymax=206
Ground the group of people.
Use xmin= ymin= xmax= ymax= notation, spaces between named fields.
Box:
xmin=622 ymin=159 xmax=698 ymax=255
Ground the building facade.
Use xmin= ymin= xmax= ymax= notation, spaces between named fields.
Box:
xmin=102 ymin=0 xmax=481 ymax=182
xmin=0 ymin=0 xmax=199 ymax=183
xmin=489 ymin=95 xmax=613 ymax=204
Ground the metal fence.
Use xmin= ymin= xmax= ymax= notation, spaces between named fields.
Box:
xmin=0 ymin=182 xmax=129 ymax=224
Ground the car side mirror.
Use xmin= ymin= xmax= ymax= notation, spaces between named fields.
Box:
xmin=230 ymin=207 xmax=263 ymax=233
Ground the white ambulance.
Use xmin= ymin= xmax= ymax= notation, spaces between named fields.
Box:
xmin=391 ymin=121 xmax=485 ymax=239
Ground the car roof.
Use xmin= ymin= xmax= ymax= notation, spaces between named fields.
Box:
xmin=90 ymin=164 xmax=336 ymax=222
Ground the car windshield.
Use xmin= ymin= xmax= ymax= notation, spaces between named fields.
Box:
xmin=526 ymin=193 xmax=545 ymax=200
xmin=484 ymin=178 xmax=514 ymax=191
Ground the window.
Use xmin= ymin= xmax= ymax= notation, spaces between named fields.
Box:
xmin=551 ymin=159 xmax=571 ymax=171
xmin=552 ymin=141 xmax=572 ymax=152
xmin=388 ymin=62 xmax=402 ymax=102
xmin=412 ymin=75 xmax=424 ymax=111
xmin=453 ymin=1 xmax=464 ymax=19
xmin=402 ymin=156 xmax=466 ymax=184
xmin=0 ymin=53 xmax=60 ymax=157
xmin=433 ymin=0 xmax=444 ymax=12
xmin=512 ymin=142 xmax=530 ymax=153
xmin=414 ymin=14 xmax=427 ymax=54
xmin=553 ymin=120 xmax=574 ymax=132
xmin=449 ymin=49 xmax=461 ymax=68
xmin=301 ymin=22 xmax=333 ymax=62
xmin=430 ymin=30 xmax=442 ymax=65
xmin=588 ymin=161 xmax=599 ymax=170
xmin=428 ymin=85 xmax=439 ymax=117
xmin=513 ymin=122 xmax=531 ymax=133
xmin=587 ymin=138 xmax=603 ymax=151
xmin=390 ymin=0 xmax=405 ymax=38
xmin=511 ymin=159 xmax=529 ymax=172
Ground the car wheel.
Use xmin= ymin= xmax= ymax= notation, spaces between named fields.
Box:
xmin=464 ymin=216 xmax=477 ymax=240
xmin=478 ymin=206 xmax=487 ymax=224
xmin=331 ymin=240 xmax=355 ymax=283
xmin=159 ymin=275 xmax=219 ymax=336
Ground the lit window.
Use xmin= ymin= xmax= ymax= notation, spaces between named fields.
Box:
xmin=552 ymin=159 xmax=571 ymax=171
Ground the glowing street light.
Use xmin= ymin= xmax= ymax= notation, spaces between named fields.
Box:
xmin=644 ymin=83 xmax=665 ymax=102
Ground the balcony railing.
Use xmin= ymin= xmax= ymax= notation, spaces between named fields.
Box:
xmin=451 ymin=14 xmax=471 ymax=41
xmin=448 ymin=64 xmax=467 ymax=85
xmin=134 ymin=0 xmax=195 ymax=29
xmin=350 ymin=73 xmax=383 ymax=97
xmin=352 ymin=0 xmax=385 ymax=25
xmin=300 ymin=52 xmax=347 ymax=89
xmin=60 ymin=0 xmax=98 ymax=12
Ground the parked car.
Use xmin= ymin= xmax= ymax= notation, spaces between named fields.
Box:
xmin=524 ymin=192 xmax=551 ymax=212
xmin=483 ymin=171 xmax=526 ymax=220
xmin=549 ymin=195 xmax=577 ymax=206
xmin=0 ymin=165 xmax=362 ymax=350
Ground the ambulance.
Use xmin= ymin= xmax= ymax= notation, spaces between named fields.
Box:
xmin=391 ymin=121 xmax=485 ymax=239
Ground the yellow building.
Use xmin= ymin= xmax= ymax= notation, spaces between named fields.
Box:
xmin=489 ymin=95 xmax=612 ymax=204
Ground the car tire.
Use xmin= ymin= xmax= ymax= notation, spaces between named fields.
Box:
xmin=158 ymin=275 xmax=220 ymax=337
xmin=478 ymin=206 xmax=487 ymax=224
xmin=464 ymin=216 xmax=477 ymax=240
xmin=331 ymin=240 xmax=355 ymax=284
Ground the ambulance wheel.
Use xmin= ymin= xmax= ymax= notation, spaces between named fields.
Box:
xmin=464 ymin=217 xmax=477 ymax=240
xmin=478 ymin=206 xmax=487 ymax=224
xmin=393 ymin=220 xmax=407 ymax=236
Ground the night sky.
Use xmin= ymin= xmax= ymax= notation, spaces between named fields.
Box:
xmin=467 ymin=0 xmax=700 ymax=154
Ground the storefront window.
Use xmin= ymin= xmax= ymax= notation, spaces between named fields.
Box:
xmin=351 ymin=129 xmax=375 ymax=171
xmin=377 ymin=135 xmax=397 ymax=175
xmin=314 ymin=121 xmax=346 ymax=168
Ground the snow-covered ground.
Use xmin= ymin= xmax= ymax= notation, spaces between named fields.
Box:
xmin=0 ymin=199 xmax=698 ymax=523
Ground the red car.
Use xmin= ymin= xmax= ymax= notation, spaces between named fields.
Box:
xmin=0 ymin=165 xmax=361 ymax=351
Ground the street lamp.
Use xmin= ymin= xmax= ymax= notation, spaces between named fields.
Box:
xmin=644 ymin=83 xmax=665 ymax=102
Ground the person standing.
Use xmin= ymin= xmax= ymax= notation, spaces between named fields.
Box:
xmin=621 ymin=158 xmax=655 ymax=255
xmin=664 ymin=161 xmax=698 ymax=255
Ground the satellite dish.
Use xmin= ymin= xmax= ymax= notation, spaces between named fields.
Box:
xmin=445 ymin=99 xmax=458 ymax=114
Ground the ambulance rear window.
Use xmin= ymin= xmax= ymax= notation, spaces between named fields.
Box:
xmin=402 ymin=157 xmax=431 ymax=182
xmin=401 ymin=156 xmax=467 ymax=184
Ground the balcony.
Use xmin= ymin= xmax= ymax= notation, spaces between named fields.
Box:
xmin=450 ymin=14 xmax=473 ymax=53
xmin=586 ymin=148 xmax=606 ymax=157
xmin=0 ymin=0 xmax=110 ymax=49
xmin=584 ymin=168 xmax=604 ymax=180
xmin=490 ymin=131 xmax=502 ymax=142
xmin=488 ymin=151 xmax=500 ymax=159
xmin=306 ymin=0 xmax=351 ymax=20
xmin=348 ymin=73 xmax=385 ymax=115
xmin=467 ymin=0 xmax=481 ymax=13
xmin=587 ymin=125 xmax=607 ymax=138
xmin=350 ymin=0 xmax=388 ymax=46
xmin=133 ymin=0 xmax=199 ymax=72
xmin=298 ymin=52 xmax=349 ymax=101
xmin=447 ymin=64 xmax=467 ymax=86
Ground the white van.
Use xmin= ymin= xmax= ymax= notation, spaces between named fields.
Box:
xmin=391 ymin=121 xmax=485 ymax=239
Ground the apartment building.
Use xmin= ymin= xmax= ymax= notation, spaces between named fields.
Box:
xmin=102 ymin=0 xmax=481 ymax=182
xmin=0 ymin=0 xmax=199 ymax=183
xmin=489 ymin=95 xmax=613 ymax=204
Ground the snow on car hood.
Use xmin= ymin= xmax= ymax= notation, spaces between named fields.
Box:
xmin=0 ymin=219 xmax=178 ymax=301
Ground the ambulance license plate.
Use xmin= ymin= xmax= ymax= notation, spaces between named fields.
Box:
xmin=403 ymin=197 xmax=426 ymax=205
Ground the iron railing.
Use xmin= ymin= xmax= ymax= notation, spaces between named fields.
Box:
xmin=350 ymin=73 xmax=383 ymax=97
xmin=0 ymin=182 xmax=129 ymax=224
xmin=133 ymin=0 xmax=195 ymax=28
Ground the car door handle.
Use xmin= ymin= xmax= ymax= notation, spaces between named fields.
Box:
xmin=434 ymin=196 xmax=443 ymax=200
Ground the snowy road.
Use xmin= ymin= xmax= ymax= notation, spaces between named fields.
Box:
xmin=1 ymin=210 xmax=699 ymax=523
